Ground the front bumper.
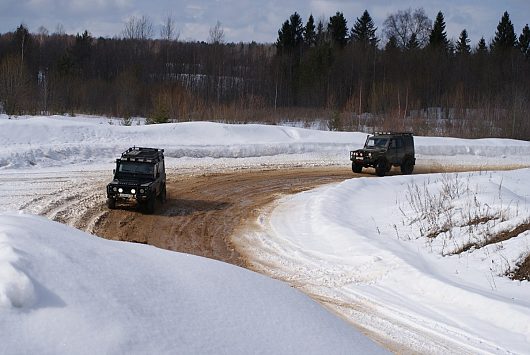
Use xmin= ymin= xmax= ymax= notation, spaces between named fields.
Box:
xmin=350 ymin=151 xmax=376 ymax=165
xmin=107 ymin=185 xmax=149 ymax=201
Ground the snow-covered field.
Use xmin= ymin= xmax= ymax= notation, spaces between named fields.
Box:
xmin=1 ymin=114 xmax=530 ymax=353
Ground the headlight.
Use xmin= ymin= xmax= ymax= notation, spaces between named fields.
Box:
xmin=368 ymin=153 xmax=372 ymax=158
xmin=131 ymin=189 xmax=136 ymax=194
xmin=118 ymin=188 xmax=123 ymax=193
xmin=139 ymin=189 xmax=145 ymax=193
xmin=113 ymin=187 xmax=117 ymax=192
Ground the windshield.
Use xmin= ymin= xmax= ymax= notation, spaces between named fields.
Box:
xmin=118 ymin=161 xmax=154 ymax=175
xmin=365 ymin=137 xmax=389 ymax=148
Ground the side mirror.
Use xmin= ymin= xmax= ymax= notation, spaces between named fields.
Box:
xmin=113 ymin=169 xmax=116 ymax=174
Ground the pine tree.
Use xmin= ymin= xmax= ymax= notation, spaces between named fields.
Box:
xmin=328 ymin=12 xmax=348 ymax=48
xmin=475 ymin=37 xmax=488 ymax=55
xmin=276 ymin=20 xmax=293 ymax=51
xmin=289 ymin=12 xmax=304 ymax=48
xmin=304 ymin=14 xmax=316 ymax=47
xmin=350 ymin=10 xmax=379 ymax=47
xmin=276 ymin=12 xmax=304 ymax=52
xmin=385 ymin=35 xmax=399 ymax=52
xmin=316 ymin=20 xmax=326 ymax=45
xmin=491 ymin=11 xmax=517 ymax=52
xmin=406 ymin=33 xmax=420 ymax=51
xmin=519 ymin=24 xmax=530 ymax=58
xmin=428 ymin=11 xmax=449 ymax=52
xmin=456 ymin=29 xmax=471 ymax=55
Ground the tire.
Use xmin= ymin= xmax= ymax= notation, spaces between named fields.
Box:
xmin=400 ymin=158 xmax=414 ymax=175
xmin=375 ymin=160 xmax=387 ymax=177
xmin=107 ymin=197 xmax=116 ymax=209
xmin=145 ymin=195 xmax=155 ymax=214
xmin=158 ymin=184 xmax=167 ymax=203
xmin=352 ymin=162 xmax=363 ymax=173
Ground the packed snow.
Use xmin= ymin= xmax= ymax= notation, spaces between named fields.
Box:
xmin=1 ymin=114 xmax=530 ymax=353
xmin=239 ymin=169 xmax=530 ymax=353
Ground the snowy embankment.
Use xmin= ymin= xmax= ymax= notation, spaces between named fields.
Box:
xmin=1 ymin=114 xmax=530 ymax=170
xmin=0 ymin=213 xmax=386 ymax=354
xmin=242 ymin=168 xmax=530 ymax=353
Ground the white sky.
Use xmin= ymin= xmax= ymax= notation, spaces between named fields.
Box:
xmin=0 ymin=0 xmax=529 ymax=45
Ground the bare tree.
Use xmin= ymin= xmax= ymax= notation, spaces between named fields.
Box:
xmin=123 ymin=15 xmax=154 ymax=40
xmin=54 ymin=23 xmax=65 ymax=35
xmin=383 ymin=8 xmax=432 ymax=48
xmin=209 ymin=21 xmax=225 ymax=44
xmin=160 ymin=14 xmax=180 ymax=41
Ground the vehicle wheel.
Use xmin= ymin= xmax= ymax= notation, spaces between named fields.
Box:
xmin=375 ymin=160 xmax=387 ymax=177
xmin=158 ymin=185 xmax=167 ymax=203
xmin=107 ymin=197 xmax=116 ymax=209
xmin=352 ymin=162 xmax=363 ymax=173
xmin=145 ymin=195 xmax=155 ymax=214
xmin=400 ymin=158 xmax=414 ymax=175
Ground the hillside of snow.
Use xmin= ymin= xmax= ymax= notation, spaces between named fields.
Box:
xmin=0 ymin=213 xmax=386 ymax=354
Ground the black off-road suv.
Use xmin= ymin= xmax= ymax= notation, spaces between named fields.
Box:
xmin=350 ymin=132 xmax=415 ymax=177
xmin=106 ymin=147 xmax=167 ymax=213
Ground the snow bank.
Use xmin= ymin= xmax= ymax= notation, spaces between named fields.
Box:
xmin=252 ymin=169 xmax=530 ymax=353
xmin=1 ymin=115 xmax=529 ymax=169
xmin=0 ymin=213 xmax=386 ymax=354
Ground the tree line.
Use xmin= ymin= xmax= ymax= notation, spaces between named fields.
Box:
xmin=0 ymin=9 xmax=529 ymax=139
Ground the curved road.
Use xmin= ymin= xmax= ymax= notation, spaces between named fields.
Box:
xmin=35 ymin=163 xmax=524 ymax=353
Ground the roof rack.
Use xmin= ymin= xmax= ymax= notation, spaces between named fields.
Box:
xmin=120 ymin=146 xmax=164 ymax=163
xmin=373 ymin=132 xmax=413 ymax=136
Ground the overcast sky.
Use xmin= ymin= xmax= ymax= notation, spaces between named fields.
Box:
xmin=1 ymin=0 xmax=529 ymax=45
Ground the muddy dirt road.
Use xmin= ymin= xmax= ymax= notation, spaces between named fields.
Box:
xmin=94 ymin=166 xmax=357 ymax=266
xmin=93 ymin=164 xmax=510 ymax=265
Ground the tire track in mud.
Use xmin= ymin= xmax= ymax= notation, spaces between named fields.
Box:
xmin=93 ymin=167 xmax=356 ymax=266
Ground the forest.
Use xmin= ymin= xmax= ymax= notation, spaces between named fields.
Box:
xmin=0 ymin=8 xmax=529 ymax=139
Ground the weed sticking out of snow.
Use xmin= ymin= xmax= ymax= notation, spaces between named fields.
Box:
xmin=399 ymin=172 xmax=530 ymax=277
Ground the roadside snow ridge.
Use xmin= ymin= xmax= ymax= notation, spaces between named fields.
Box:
xmin=0 ymin=233 xmax=36 ymax=308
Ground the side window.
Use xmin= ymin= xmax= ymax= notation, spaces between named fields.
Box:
xmin=389 ymin=139 xmax=396 ymax=148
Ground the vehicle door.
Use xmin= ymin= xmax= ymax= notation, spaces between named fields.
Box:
xmin=388 ymin=138 xmax=398 ymax=164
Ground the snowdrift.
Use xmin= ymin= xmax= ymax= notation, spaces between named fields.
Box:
xmin=1 ymin=115 xmax=529 ymax=169
xmin=0 ymin=213 xmax=386 ymax=354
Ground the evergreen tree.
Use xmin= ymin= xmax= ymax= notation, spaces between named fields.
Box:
xmin=406 ymin=33 xmax=420 ymax=51
xmin=385 ymin=35 xmax=399 ymax=52
xmin=276 ymin=20 xmax=293 ymax=51
xmin=491 ymin=11 xmax=517 ymax=52
xmin=289 ymin=12 xmax=304 ymax=48
xmin=428 ymin=11 xmax=449 ymax=52
xmin=350 ymin=10 xmax=379 ymax=47
xmin=475 ymin=37 xmax=488 ymax=55
xmin=276 ymin=12 xmax=304 ymax=52
xmin=519 ymin=24 xmax=530 ymax=58
xmin=304 ymin=14 xmax=316 ymax=47
xmin=316 ymin=20 xmax=326 ymax=45
xmin=456 ymin=29 xmax=471 ymax=55
xmin=328 ymin=12 xmax=348 ymax=48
